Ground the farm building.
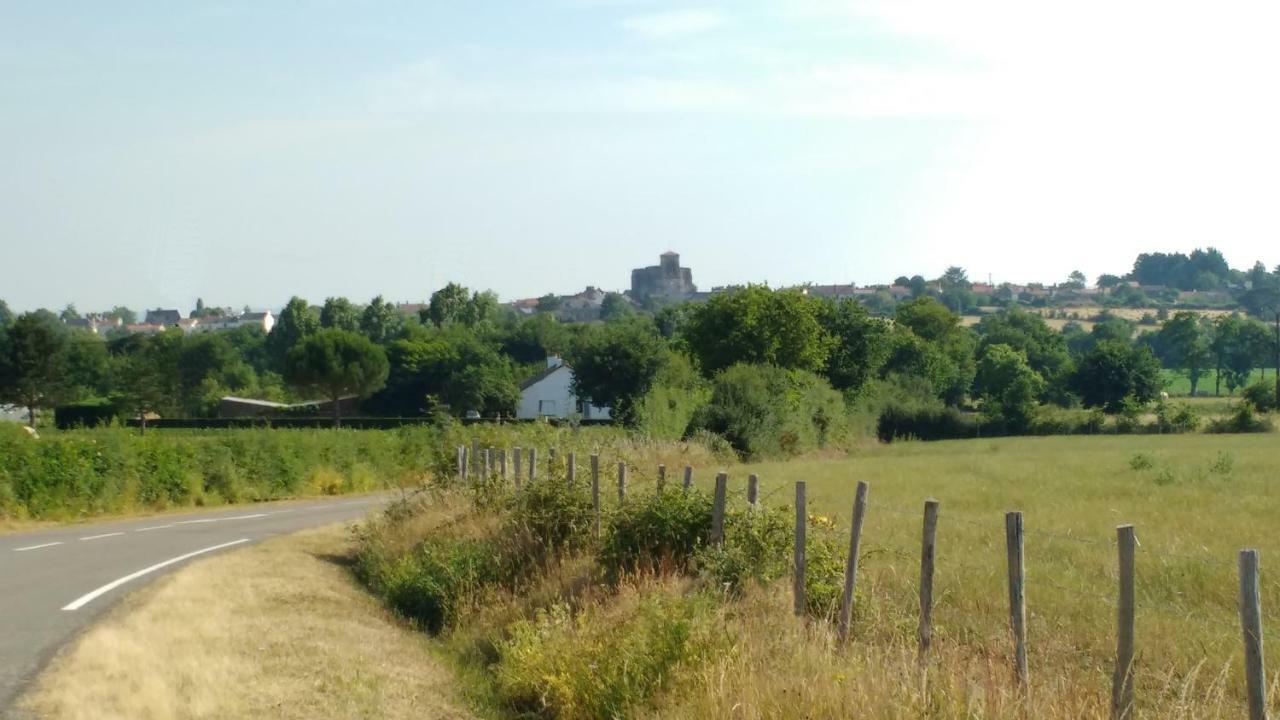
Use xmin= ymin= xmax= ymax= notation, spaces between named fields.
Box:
xmin=517 ymin=356 xmax=611 ymax=421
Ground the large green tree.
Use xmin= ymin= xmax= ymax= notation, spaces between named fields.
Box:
xmin=266 ymin=296 xmax=319 ymax=368
xmin=0 ymin=299 xmax=13 ymax=328
xmin=359 ymin=295 xmax=402 ymax=345
xmin=1071 ymin=340 xmax=1162 ymax=412
xmin=375 ymin=328 xmax=519 ymax=418
xmin=1157 ymin=312 xmax=1210 ymax=396
xmin=283 ymin=329 xmax=389 ymax=426
xmin=568 ymin=320 xmax=667 ymax=425
xmin=974 ymin=307 xmax=1073 ymax=404
xmin=0 ymin=312 xmax=68 ymax=426
xmin=815 ymin=298 xmax=889 ymax=398
xmin=682 ymin=286 xmax=830 ymax=376
xmin=974 ymin=344 xmax=1045 ymax=431
xmin=425 ymin=283 xmax=470 ymax=328
xmin=319 ymin=296 xmax=360 ymax=331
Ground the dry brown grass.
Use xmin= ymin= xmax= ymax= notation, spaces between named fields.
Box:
xmin=19 ymin=522 xmax=474 ymax=720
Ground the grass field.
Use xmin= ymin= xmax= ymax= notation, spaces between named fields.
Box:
xmin=698 ymin=433 xmax=1280 ymax=717
xmin=1162 ymin=368 xmax=1272 ymax=397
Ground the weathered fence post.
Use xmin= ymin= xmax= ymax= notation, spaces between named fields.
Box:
xmin=1240 ymin=549 xmax=1267 ymax=720
xmin=657 ymin=464 xmax=666 ymax=492
xmin=513 ymin=447 xmax=522 ymax=488
xmin=456 ymin=446 xmax=465 ymax=480
xmin=461 ymin=446 xmax=470 ymax=482
xmin=591 ymin=454 xmax=601 ymax=538
xmin=683 ymin=465 xmax=693 ymax=491
xmin=499 ymin=449 xmax=507 ymax=481
xmin=919 ymin=500 xmax=939 ymax=664
xmin=794 ymin=481 xmax=807 ymax=617
xmin=528 ymin=448 xmax=537 ymax=482
xmin=747 ymin=474 xmax=759 ymax=507
xmin=483 ymin=449 xmax=492 ymax=479
xmin=1005 ymin=511 xmax=1029 ymax=697
xmin=837 ymin=480 xmax=869 ymax=644
xmin=710 ymin=472 xmax=728 ymax=546
xmin=1112 ymin=524 xmax=1136 ymax=720
xmin=566 ymin=452 xmax=576 ymax=484
xmin=617 ymin=462 xmax=627 ymax=504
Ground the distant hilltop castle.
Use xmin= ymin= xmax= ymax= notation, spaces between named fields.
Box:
xmin=630 ymin=251 xmax=696 ymax=303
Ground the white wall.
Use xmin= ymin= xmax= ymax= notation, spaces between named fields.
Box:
xmin=517 ymin=365 xmax=611 ymax=420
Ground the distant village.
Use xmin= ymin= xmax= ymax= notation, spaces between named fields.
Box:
xmin=66 ymin=251 xmax=1240 ymax=338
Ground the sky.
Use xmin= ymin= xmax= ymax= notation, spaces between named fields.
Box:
xmin=4 ymin=1 xmax=1280 ymax=313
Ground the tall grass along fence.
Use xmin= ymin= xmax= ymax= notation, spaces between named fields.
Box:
xmin=452 ymin=442 xmax=1278 ymax=720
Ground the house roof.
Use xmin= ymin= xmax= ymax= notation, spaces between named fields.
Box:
xmin=519 ymin=363 xmax=567 ymax=391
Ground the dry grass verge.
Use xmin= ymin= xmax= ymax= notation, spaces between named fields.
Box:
xmin=19 ymin=523 xmax=474 ymax=720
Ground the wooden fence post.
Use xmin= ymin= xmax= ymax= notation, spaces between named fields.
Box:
xmin=499 ymin=449 xmax=507 ymax=481
xmin=837 ymin=480 xmax=869 ymax=644
xmin=528 ymin=448 xmax=537 ymax=482
xmin=794 ymin=481 xmax=807 ymax=617
xmin=591 ymin=454 xmax=601 ymax=538
xmin=1112 ymin=524 xmax=1136 ymax=720
xmin=617 ymin=462 xmax=627 ymax=504
xmin=513 ymin=448 xmax=522 ymax=488
xmin=683 ymin=465 xmax=693 ymax=491
xmin=566 ymin=452 xmax=576 ymax=484
xmin=747 ymin=474 xmax=759 ymax=506
xmin=657 ymin=465 xmax=666 ymax=492
xmin=1240 ymin=549 xmax=1267 ymax=720
xmin=483 ymin=449 xmax=492 ymax=479
xmin=919 ymin=500 xmax=939 ymax=664
xmin=710 ymin=473 xmax=728 ymax=546
xmin=461 ymin=446 xmax=470 ymax=482
xmin=456 ymin=446 xmax=464 ymax=480
xmin=1005 ymin=511 xmax=1029 ymax=697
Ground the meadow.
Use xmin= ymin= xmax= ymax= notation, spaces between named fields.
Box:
xmin=360 ymin=431 xmax=1280 ymax=719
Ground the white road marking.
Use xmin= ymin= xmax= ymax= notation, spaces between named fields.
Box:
xmin=79 ymin=532 xmax=124 ymax=541
xmin=222 ymin=513 xmax=268 ymax=521
xmin=61 ymin=539 xmax=251 ymax=611
xmin=173 ymin=518 xmax=218 ymax=525
xmin=135 ymin=524 xmax=174 ymax=532
xmin=14 ymin=541 xmax=63 ymax=552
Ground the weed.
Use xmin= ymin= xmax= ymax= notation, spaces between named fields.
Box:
xmin=1129 ymin=453 xmax=1153 ymax=471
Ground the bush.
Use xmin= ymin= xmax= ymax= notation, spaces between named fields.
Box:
xmin=1154 ymin=400 xmax=1200 ymax=433
xmin=1242 ymin=382 xmax=1277 ymax=413
xmin=600 ymin=488 xmax=714 ymax=581
xmin=493 ymin=590 xmax=718 ymax=720
xmin=508 ymin=476 xmax=594 ymax=555
xmin=1206 ymin=403 xmax=1275 ymax=434
xmin=685 ymin=364 xmax=849 ymax=459
xmin=372 ymin=535 xmax=508 ymax=634
xmin=696 ymin=504 xmax=793 ymax=593
xmin=876 ymin=400 xmax=980 ymax=442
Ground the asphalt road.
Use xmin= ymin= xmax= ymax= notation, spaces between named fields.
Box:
xmin=0 ymin=493 xmax=395 ymax=716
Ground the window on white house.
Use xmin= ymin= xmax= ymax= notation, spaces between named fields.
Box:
xmin=538 ymin=400 xmax=557 ymax=415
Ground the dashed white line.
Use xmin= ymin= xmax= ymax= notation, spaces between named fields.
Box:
xmin=79 ymin=532 xmax=124 ymax=542
xmin=61 ymin=538 xmax=251 ymax=611
xmin=13 ymin=541 xmax=63 ymax=552
xmin=173 ymin=518 xmax=218 ymax=525
xmin=135 ymin=524 xmax=174 ymax=532
xmin=222 ymin=513 xmax=268 ymax=521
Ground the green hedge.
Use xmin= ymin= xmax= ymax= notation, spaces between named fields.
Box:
xmin=0 ymin=425 xmax=440 ymax=520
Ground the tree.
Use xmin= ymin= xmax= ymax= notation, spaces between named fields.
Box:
xmin=1158 ymin=312 xmax=1210 ymax=396
xmin=1239 ymin=283 xmax=1280 ymax=406
xmin=908 ymin=275 xmax=928 ymax=298
xmin=1064 ymin=270 xmax=1087 ymax=290
xmin=939 ymin=267 xmax=974 ymax=312
xmin=569 ymin=320 xmax=667 ymax=425
xmin=895 ymin=297 xmax=959 ymax=342
xmin=1071 ymin=340 xmax=1162 ymax=412
xmin=265 ymin=296 xmax=318 ymax=368
xmin=974 ymin=306 xmax=1073 ymax=404
xmin=1096 ymin=274 xmax=1123 ymax=290
xmin=425 ymin=283 xmax=470 ymax=328
xmin=974 ymin=344 xmax=1045 ymax=431
xmin=462 ymin=290 xmax=499 ymax=327
xmin=599 ymin=293 xmax=635 ymax=323
xmin=815 ymin=298 xmax=890 ymax=398
xmin=373 ymin=328 xmax=520 ymax=417
xmin=359 ymin=295 xmax=402 ymax=345
xmin=319 ymin=297 xmax=360 ymax=332
xmin=893 ymin=297 xmax=975 ymax=405
xmin=60 ymin=304 xmax=81 ymax=322
xmin=893 ymin=276 xmax=911 ymax=287
xmin=0 ymin=312 xmax=68 ymax=426
xmin=536 ymin=294 xmax=563 ymax=314
xmin=682 ymin=286 xmax=831 ymax=376
xmin=110 ymin=331 xmax=182 ymax=431
xmin=283 ymin=330 xmax=389 ymax=426
xmin=62 ymin=331 xmax=110 ymax=402
xmin=105 ymin=306 xmax=137 ymax=325
xmin=0 ymin=299 xmax=12 ymax=327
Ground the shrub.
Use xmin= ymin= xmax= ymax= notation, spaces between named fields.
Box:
xmin=508 ymin=476 xmax=594 ymax=555
xmin=493 ymin=590 xmax=718 ymax=720
xmin=697 ymin=504 xmax=793 ymax=593
xmin=1154 ymin=400 xmax=1200 ymax=433
xmin=600 ymin=488 xmax=714 ymax=580
xmin=1242 ymin=382 xmax=1277 ymax=413
xmin=876 ymin=401 xmax=980 ymax=442
xmin=1207 ymin=403 xmax=1275 ymax=434
xmin=685 ymin=364 xmax=849 ymax=459
xmin=1129 ymin=453 xmax=1154 ymax=471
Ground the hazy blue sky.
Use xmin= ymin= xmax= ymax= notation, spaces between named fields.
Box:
xmin=5 ymin=1 xmax=1280 ymax=312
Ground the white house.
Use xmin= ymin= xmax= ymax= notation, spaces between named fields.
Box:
xmin=517 ymin=356 xmax=611 ymax=421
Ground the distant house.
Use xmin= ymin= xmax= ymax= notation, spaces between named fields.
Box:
xmin=145 ymin=309 xmax=182 ymax=326
xmin=558 ymin=287 xmax=608 ymax=322
xmin=517 ymin=356 xmax=611 ymax=421
xmin=193 ymin=311 xmax=276 ymax=334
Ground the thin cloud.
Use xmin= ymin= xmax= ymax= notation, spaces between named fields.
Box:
xmin=621 ymin=8 xmax=726 ymax=39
